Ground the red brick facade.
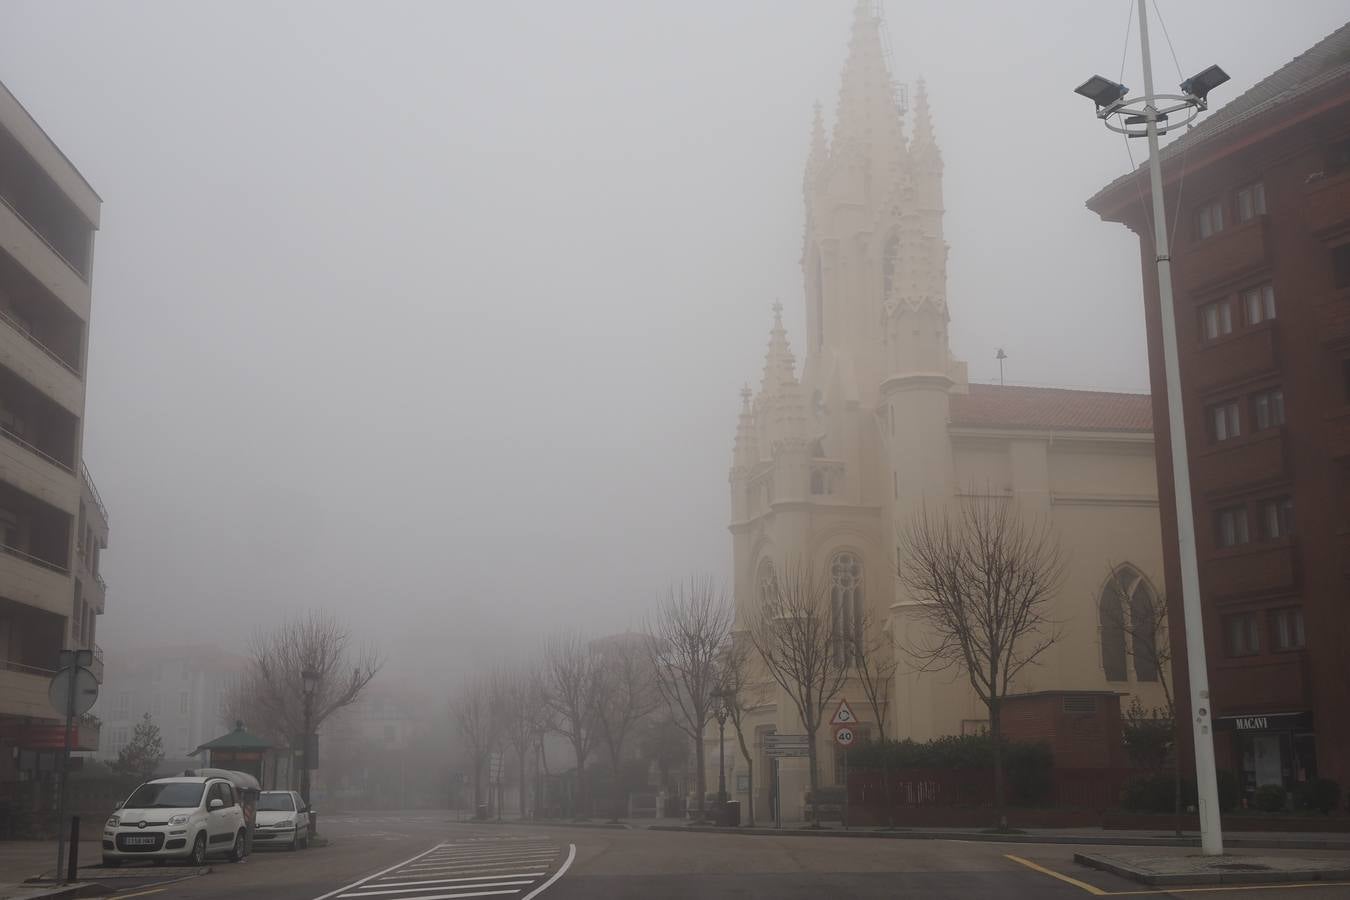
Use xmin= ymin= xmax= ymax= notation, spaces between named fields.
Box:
xmin=1088 ymin=24 xmax=1350 ymax=795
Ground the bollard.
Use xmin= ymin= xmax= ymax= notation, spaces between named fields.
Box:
xmin=66 ymin=816 xmax=79 ymax=882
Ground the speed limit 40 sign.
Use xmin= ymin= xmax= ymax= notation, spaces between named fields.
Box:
xmin=834 ymin=724 xmax=855 ymax=747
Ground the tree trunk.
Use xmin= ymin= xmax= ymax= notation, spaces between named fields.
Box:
xmin=1172 ymin=718 xmax=1183 ymax=837
xmin=880 ymin=741 xmax=894 ymax=829
xmin=694 ymin=730 xmax=707 ymax=821
xmin=746 ymin=757 xmax=754 ymax=827
xmin=474 ymin=757 xmax=484 ymax=813
xmin=519 ymin=748 xmax=528 ymax=818
xmin=990 ymin=701 xmax=1006 ymax=829
xmin=572 ymin=742 xmax=587 ymax=819
xmin=807 ymin=734 xmax=821 ymax=828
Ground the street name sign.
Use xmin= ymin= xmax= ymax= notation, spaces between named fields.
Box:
xmin=764 ymin=733 xmax=810 ymax=758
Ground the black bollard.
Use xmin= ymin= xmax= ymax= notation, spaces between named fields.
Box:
xmin=66 ymin=816 xmax=80 ymax=882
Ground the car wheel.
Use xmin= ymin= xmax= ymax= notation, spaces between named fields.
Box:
xmin=189 ymin=833 xmax=207 ymax=867
xmin=102 ymin=857 xmax=121 ymax=869
xmin=228 ymin=829 xmax=246 ymax=862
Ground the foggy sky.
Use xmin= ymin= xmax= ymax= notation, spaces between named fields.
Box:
xmin=0 ymin=1 xmax=1344 ymax=678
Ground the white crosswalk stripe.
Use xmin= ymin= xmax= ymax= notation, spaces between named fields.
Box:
xmin=318 ymin=836 xmax=570 ymax=900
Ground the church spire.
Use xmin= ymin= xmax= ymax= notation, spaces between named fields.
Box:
xmin=831 ymin=0 xmax=906 ymax=182
xmin=803 ymin=101 xmax=829 ymax=195
xmin=732 ymin=385 xmax=759 ymax=469
xmin=759 ymin=301 xmax=797 ymax=397
xmin=909 ymin=77 xmax=941 ymax=168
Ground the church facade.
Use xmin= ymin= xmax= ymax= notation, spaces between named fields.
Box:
xmin=720 ymin=4 xmax=1170 ymax=820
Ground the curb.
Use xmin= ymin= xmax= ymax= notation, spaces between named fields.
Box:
xmin=645 ymin=825 xmax=1350 ymax=850
xmin=1073 ymin=851 xmax=1350 ymax=887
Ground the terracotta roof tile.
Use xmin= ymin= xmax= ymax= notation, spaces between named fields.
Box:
xmin=949 ymin=384 xmax=1153 ymax=433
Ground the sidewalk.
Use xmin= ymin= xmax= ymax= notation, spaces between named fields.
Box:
xmin=1075 ymin=848 xmax=1350 ymax=887
xmin=0 ymin=842 xmax=101 ymax=884
xmin=647 ymin=821 xmax=1350 ymax=850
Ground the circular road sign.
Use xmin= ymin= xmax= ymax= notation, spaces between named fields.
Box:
xmin=834 ymin=725 xmax=855 ymax=748
xmin=49 ymin=666 xmax=99 ymax=717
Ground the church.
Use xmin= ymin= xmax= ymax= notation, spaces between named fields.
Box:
xmin=721 ymin=3 xmax=1170 ymax=820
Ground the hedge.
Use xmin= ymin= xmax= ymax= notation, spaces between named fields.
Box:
xmin=846 ymin=734 xmax=1053 ymax=807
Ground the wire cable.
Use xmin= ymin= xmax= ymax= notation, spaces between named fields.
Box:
xmin=1150 ymin=0 xmax=1185 ymax=83
xmin=1118 ymin=0 xmax=1135 ymax=84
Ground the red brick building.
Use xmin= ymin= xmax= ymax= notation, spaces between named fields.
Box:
xmin=1087 ymin=23 xmax=1350 ymax=797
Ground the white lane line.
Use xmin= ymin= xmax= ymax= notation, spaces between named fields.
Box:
xmin=341 ymin=892 xmax=518 ymax=900
xmin=400 ymin=859 xmax=558 ymax=871
xmin=520 ymin=843 xmax=575 ymax=900
xmin=408 ymin=851 xmax=557 ymax=862
xmin=311 ymin=842 xmax=449 ymax=900
xmin=341 ymin=883 xmax=532 ymax=898
xmin=397 ymin=860 xmax=557 ymax=874
xmin=369 ymin=875 xmax=545 ymax=889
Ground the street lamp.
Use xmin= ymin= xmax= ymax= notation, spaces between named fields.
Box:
xmin=714 ymin=693 xmax=730 ymax=807
xmin=1075 ymin=1 xmax=1228 ymax=858
xmin=300 ymin=668 xmax=318 ymax=809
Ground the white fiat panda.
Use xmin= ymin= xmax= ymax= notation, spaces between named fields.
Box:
xmin=103 ymin=775 xmax=246 ymax=867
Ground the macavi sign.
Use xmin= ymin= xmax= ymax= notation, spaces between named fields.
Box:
xmin=1234 ymin=717 xmax=1270 ymax=730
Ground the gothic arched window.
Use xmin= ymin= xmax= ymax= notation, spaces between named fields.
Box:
xmin=1100 ymin=565 xmax=1160 ymax=682
xmin=830 ymin=552 xmax=863 ymax=664
xmin=814 ymin=250 xmax=825 ymax=349
xmin=757 ymin=559 xmax=778 ymax=608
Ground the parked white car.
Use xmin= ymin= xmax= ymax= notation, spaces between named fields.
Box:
xmin=103 ymin=775 xmax=247 ymax=867
xmin=253 ymin=790 xmax=311 ymax=850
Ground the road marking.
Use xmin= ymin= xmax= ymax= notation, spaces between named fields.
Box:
xmin=342 ymin=892 xmax=518 ymax=900
xmin=104 ymin=890 xmax=166 ymax=899
xmin=521 ymin=844 xmax=575 ymax=900
xmin=311 ymin=843 xmax=450 ymax=900
xmin=1004 ymin=854 xmax=1350 ymax=896
xmin=342 ymin=887 xmax=534 ymax=899
xmin=370 ymin=875 xmax=546 ymax=888
xmin=1005 ymin=854 xmax=1108 ymax=895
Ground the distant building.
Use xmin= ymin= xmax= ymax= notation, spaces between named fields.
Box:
xmin=0 ymin=79 xmax=109 ymax=805
xmin=722 ymin=4 xmax=1169 ymax=820
xmin=94 ymin=646 xmax=246 ymax=769
xmin=1087 ymin=23 xmax=1350 ymax=795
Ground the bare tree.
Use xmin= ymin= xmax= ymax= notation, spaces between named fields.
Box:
xmin=745 ymin=560 xmax=850 ymax=827
xmin=849 ymin=609 xmax=899 ymax=827
xmin=451 ymin=678 xmax=498 ymax=814
xmin=543 ymin=633 xmax=600 ymax=818
xmin=717 ymin=630 xmax=768 ymax=826
xmin=899 ymin=494 xmax=1063 ymax=825
xmin=645 ymin=577 xmax=733 ymax=822
xmin=591 ymin=637 xmax=659 ymax=821
xmin=492 ymin=668 xmax=546 ymax=819
xmin=229 ymin=610 xmax=382 ymax=802
xmin=1102 ymin=564 xmax=1181 ymax=832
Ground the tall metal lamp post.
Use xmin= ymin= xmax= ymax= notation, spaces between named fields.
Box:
xmin=300 ymin=668 xmax=318 ymax=809
xmin=1074 ymin=1 xmax=1229 ymax=857
xmin=714 ymin=693 xmax=730 ymax=808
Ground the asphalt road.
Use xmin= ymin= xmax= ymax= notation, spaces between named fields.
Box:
xmin=94 ymin=812 xmax=1350 ymax=900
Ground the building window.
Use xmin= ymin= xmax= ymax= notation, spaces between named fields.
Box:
xmin=1236 ymin=182 xmax=1266 ymax=222
xmin=179 ymin=691 xmax=189 ymax=715
xmin=151 ymin=694 xmax=162 ymax=716
xmin=830 ymin=552 xmax=864 ymax=664
xmin=115 ymin=692 xmax=130 ymax=719
xmin=1225 ymin=613 xmax=1260 ymax=657
xmin=1270 ymin=608 xmax=1305 ymax=651
xmin=1200 ymin=300 xmax=1233 ymax=341
xmin=1251 ymin=389 xmax=1284 ymax=430
xmin=757 ymin=559 xmax=778 ymax=607
xmin=1197 ymin=199 xmax=1224 ymax=238
xmin=1099 ymin=565 xmax=1160 ymax=683
xmin=1216 ymin=505 xmax=1250 ymax=548
xmin=1242 ymin=284 xmax=1276 ymax=325
xmin=1260 ymin=496 xmax=1294 ymax=540
xmin=1209 ymin=400 xmax=1240 ymax=442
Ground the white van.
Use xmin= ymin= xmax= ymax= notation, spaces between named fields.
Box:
xmin=102 ymin=774 xmax=247 ymax=867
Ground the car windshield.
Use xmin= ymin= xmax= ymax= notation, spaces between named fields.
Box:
xmin=257 ymin=793 xmax=295 ymax=812
xmin=124 ymin=782 xmax=204 ymax=810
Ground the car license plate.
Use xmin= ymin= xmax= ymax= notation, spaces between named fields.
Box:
xmin=123 ymin=836 xmax=156 ymax=845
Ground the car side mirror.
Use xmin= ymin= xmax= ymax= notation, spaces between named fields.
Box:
xmin=209 ymin=798 xmax=224 ymax=810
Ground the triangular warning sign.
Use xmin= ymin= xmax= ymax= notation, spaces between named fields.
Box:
xmin=830 ymin=698 xmax=856 ymax=726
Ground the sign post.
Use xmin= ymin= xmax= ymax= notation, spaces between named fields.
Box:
xmin=49 ymin=649 xmax=97 ymax=885
xmin=834 ymin=724 xmax=855 ymax=829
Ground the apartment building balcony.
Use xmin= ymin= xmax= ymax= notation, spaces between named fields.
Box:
xmin=1183 ymin=216 xmax=1270 ymax=294
xmin=1192 ymin=428 xmax=1288 ymax=496
xmin=1193 ymin=323 xmax=1279 ymax=393
xmin=0 ymin=660 xmax=57 ymax=718
xmin=1203 ymin=539 xmax=1299 ymax=599
xmin=1212 ymin=652 xmax=1310 ymax=713
xmin=1304 ymin=169 xmax=1350 ymax=241
xmin=1328 ymin=407 xmax=1350 ymax=460
xmin=1316 ymin=287 xmax=1350 ymax=349
xmin=89 ymin=643 xmax=103 ymax=683
xmin=0 ymin=125 xmax=93 ymax=281
xmin=0 ymin=198 xmax=90 ymax=322
xmin=85 ymin=570 xmax=106 ymax=614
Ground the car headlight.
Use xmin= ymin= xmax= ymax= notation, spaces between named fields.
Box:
xmin=276 ymin=819 xmax=295 ymax=827
xmin=106 ymin=816 xmax=119 ymax=828
xmin=168 ymin=814 xmax=189 ymax=825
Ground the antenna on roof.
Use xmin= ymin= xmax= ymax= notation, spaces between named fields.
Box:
xmin=995 ymin=348 xmax=1008 ymax=385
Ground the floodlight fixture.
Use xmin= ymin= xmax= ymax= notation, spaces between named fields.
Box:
xmin=1180 ymin=65 xmax=1230 ymax=103
xmin=1074 ymin=75 xmax=1129 ymax=108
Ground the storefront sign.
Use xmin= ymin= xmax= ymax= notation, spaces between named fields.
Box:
xmin=1215 ymin=711 xmax=1313 ymax=733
